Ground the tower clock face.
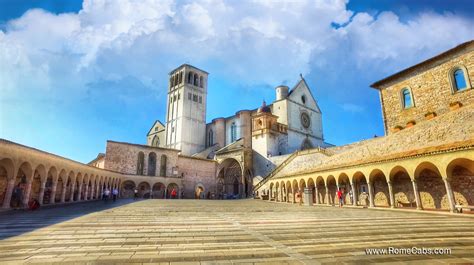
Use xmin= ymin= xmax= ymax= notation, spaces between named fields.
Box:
xmin=301 ymin=112 xmax=310 ymax=129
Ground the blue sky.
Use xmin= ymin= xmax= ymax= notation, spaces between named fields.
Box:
xmin=1 ymin=0 xmax=473 ymax=163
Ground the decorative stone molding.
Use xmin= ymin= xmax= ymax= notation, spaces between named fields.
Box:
xmin=424 ymin=112 xmax=437 ymax=120
xmin=449 ymin=101 xmax=463 ymax=110
xmin=406 ymin=120 xmax=416 ymax=128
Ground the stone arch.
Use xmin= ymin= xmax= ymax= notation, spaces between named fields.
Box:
xmin=280 ymin=181 xmax=286 ymax=202
xmin=299 ymin=179 xmax=306 ymax=203
xmin=137 ymin=182 xmax=151 ymax=198
xmin=29 ymin=164 xmax=46 ymax=203
xmin=292 ymin=179 xmax=298 ymax=203
xmin=199 ymin=76 xmax=204 ymax=88
xmin=286 ymin=180 xmax=292 ymax=203
xmin=327 ymin=175 xmax=337 ymax=205
xmin=414 ymin=162 xmax=446 ymax=210
xmin=187 ymin=71 xmax=193 ymax=84
xmin=369 ymin=169 xmax=390 ymax=207
xmin=338 ymin=173 xmax=351 ymax=205
xmin=152 ymin=182 xmax=166 ymax=199
xmin=166 ymin=183 xmax=179 ymax=199
xmin=389 ymin=165 xmax=414 ymax=208
xmin=74 ymin=173 xmax=82 ymax=201
xmin=353 ymin=171 xmax=369 ymax=206
xmin=57 ymin=169 xmax=67 ymax=203
xmin=194 ymin=73 xmax=199 ymax=86
xmin=217 ymin=158 xmax=242 ymax=199
xmin=121 ymin=180 xmax=136 ymax=198
xmin=10 ymin=162 xmax=32 ymax=208
xmin=148 ymin=152 xmax=157 ymax=176
xmin=316 ymin=176 xmax=325 ymax=204
xmin=446 ymin=158 xmax=474 ymax=207
xmin=0 ymin=158 xmax=14 ymax=207
xmin=43 ymin=166 xmax=57 ymax=205
xmin=307 ymin=178 xmax=316 ymax=204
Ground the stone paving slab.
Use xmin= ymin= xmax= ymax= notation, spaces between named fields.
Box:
xmin=0 ymin=199 xmax=473 ymax=264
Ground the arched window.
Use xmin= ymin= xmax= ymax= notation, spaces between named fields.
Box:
xmin=453 ymin=69 xmax=467 ymax=91
xmin=194 ymin=74 xmax=199 ymax=86
xmin=160 ymin=155 xmax=167 ymax=176
xmin=301 ymin=95 xmax=306 ymax=104
xmin=208 ymin=130 xmax=213 ymax=146
xmin=231 ymin=122 xmax=237 ymax=142
xmin=179 ymin=72 xmax=183 ymax=84
xmin=151 ymin=135 xmax=159 ymax=147
xmin=199 ymin=76 xmax=204 ymax=88
xmin=401 ymin=88 xmax=413 ymax=109
xmin=148 ymin=152 xmax=157 ymax=176
xmin=136 ymin=152 xmax=144 ymax=175
xmin=174 ymin=75 xmax=178 ymax=87
xmin=187 ymin=72 xmax=193 ymax=84
xmin=169 ymin=76 xmax=174 ymax=87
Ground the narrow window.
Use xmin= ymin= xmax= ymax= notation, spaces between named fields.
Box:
xmin=179 ymin=72 xmax=183 ymax=84
xmin=136 ymin=152 xmax=144 ymax=175
xmin=453 ymin=69 xmax=467 ymax=91
xmin=194 ymin=74 xmax=199 ymax=86
xmin=160 ymin=155 xmax=167 ymax=176
xmin=199 ymin=96 xmax=202 ymax=103
xmin=193 ymin=94 xmax=198 ymax=102
xmin=187 ymin=72 xmax=193 ymax=84
xmin=231 ymin=122 xmax=237 ymax=142
xmin=170 ymin=76 xmax=174 ymax=87
xmin=208 ymin=130 xmax=213 ymax=146
xmin=401 ymin=88 xmax=413 ymax=109
xmin=200 ymin=76 xmax=204 ymax=88
xmin=148 ymin=152 xmax=157 ymax=176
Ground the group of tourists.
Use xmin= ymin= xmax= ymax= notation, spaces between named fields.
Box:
xmin=133 ymin=187 xmax=178 ymax=200
xmin=293 ymin=187 xmax=355 ymax=207
xmin=102 ymin=188 xmax=118 ymax=202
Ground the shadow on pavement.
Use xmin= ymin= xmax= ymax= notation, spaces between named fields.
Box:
xmin=0 ymin=199 xmax=136 ymax=240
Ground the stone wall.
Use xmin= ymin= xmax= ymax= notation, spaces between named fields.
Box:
xmin=379 ymin=46 xmax=474 ymax=134
xmin=177 ymin=156 xmax=217 ymax=199
xmin=104 ymin=141 xmax=179 ymax=176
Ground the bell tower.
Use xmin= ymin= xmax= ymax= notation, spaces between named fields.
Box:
xmin=165 ymin=64 xmax=208 ymax=155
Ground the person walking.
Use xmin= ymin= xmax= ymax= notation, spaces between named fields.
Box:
xmin=104 ymin=188 xmax=110 ymax=202
xmin=337 ymin=189 xmax=343 ymax=207
xmin=112 ymin=188 xmax=118 ymax=202
xmin=171 ymin=188 xmax=177 ymax=199
xmin=134 ymin=188 xmax=139 ymax=200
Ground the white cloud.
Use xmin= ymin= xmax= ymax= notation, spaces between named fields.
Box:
xmin=0 ymin=0 xmax=473 ymax=102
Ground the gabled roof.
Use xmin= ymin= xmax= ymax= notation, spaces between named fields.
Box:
xmin=288 ymin=77 xmax=322 ymax=113
xmin=147 ymin=120 xmax=165 ymax=136
xmin=371 ymin=40 xmax=474 ymax=89
xmin=215 ymin=138 xmax=244 ymax=155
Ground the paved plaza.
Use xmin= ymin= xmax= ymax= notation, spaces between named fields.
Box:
xmin=0 ymin=200 xmax=473 ymax=264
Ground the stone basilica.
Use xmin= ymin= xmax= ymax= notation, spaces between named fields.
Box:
xmin=0 ymin=40 xmax=472 ymax=214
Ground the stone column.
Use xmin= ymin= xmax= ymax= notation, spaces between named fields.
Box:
xmin=367 ymin=182 xmax=375 ymax=207
xmin=69 ymin=183 xmax=74 ymax=202
xmin=50 ymin=182 xmax=57 ymax=204
xmin=443 ymin=178 xmax=456 ymax=213
xmin=326 ymin=185 xmax=330 ymax=205
xmin=351 ymin=181 xmax=357 ymax=206
xmin=2 ymin=179 xmax=15 ymax=208
xmin=387 ymin=181 xmax=395 ymax=208
xmin=22 ymin=180 xmax=33 ymax=207
xmin=411 ymin=180 xmax=422 ymax=210
xmin=77 ymin=183 xmax=83 ymax=201
xmin=85 ymin=186 xmax=89 ymax=201
xmin=315 ymin=187 xmax=319 ymax=204
xmin=303 ymin=188 xmax=313 ymax=206
xmin=60 ymin=184 xmax=67 ymax=203
xmin=38 ymin=181 xmax=46 ymax=205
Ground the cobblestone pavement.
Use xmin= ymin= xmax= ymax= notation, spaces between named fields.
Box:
xmin=0 ymin=199 xmax=473 ymax=264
